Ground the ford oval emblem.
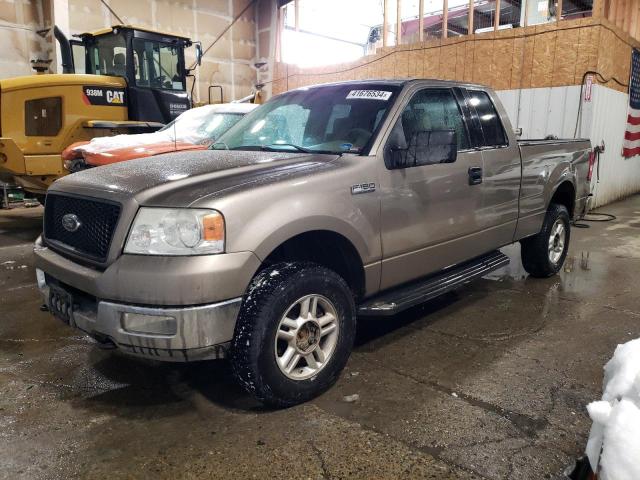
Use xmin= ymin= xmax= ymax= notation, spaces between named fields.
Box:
xmin=61 ymin=213 xmax=81 ymax=232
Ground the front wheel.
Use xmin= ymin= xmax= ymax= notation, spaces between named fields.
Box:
xmin=231 ymin=262 xmax=356 ymax=407
xmin=520 ymin=203 xmax=571 ymax=278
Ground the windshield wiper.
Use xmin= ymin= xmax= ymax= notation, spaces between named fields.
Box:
xmin=224 ymin=144 xmax=347 ymax=155
xmin=261 ymin=143 xmax=311 ymax=153
xmin=210 ymin=141 xmax=229 ymax=150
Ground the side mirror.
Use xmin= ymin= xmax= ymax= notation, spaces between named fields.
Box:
xmin=388 ymin=129 xmax=457 ymax=169
xmin=195 ymin=42 xmax=203 ymax=66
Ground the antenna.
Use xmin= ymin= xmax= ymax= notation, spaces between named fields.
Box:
xmin=173 ymin=115 xmax=177 ymax=152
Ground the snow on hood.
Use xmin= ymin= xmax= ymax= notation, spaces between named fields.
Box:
xmin=586 ymin=338 xmax=640 ymax=480
xmin=75 ymin=103 xmax=257 ymax=154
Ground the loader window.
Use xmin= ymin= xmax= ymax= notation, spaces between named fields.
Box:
xmin=25 ymin=97 xmax=62 ymax=136
xmin=132 ymin=38 xmax=184 ymax=91
xmin=71 ymin=42 xmax=85 ymax=73
xmin=86 ymin=32 xmax=127 ymax=77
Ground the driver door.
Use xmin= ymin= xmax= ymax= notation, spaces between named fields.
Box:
xmin=378 ymin=87 xmax=485 ymax=289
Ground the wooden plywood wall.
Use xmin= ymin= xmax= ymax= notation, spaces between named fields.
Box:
xmin=271 ymin=17 xmax=636 ymax=97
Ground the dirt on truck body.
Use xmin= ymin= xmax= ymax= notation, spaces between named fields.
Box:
xmin=34 ymin=79 xmax=591 ymax=406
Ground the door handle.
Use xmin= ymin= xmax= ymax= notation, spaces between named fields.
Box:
xmin=468 ymin=167 xmax=483 ymax=185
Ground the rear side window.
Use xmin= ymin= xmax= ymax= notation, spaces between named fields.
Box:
xmin=467 ymin=90 xmax=507 ymax=147
xmin=25 ymin=97 xmax=62 ymax=136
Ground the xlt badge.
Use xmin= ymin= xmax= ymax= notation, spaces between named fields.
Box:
xmin=351 ymin=183 xmax=376 ymax=195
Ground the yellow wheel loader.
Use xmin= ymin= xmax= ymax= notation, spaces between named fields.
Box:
xmin=0 ymin=25 xmax=202 ymax=198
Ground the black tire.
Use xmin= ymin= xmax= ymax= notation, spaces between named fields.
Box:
xmin=520 ymin=203 xmax=571 ymax=278
xmin=231 ymin=262 xmax=356 ymax=408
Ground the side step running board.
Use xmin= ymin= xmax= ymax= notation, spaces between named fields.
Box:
xmin=358 ymin=250 xmax=510 ymax=316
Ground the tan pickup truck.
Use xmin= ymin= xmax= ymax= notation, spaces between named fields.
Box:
xmin=35 ymin=79 xmax=592 ymax=406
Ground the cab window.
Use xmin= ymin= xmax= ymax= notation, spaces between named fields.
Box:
xmin=132 ymin=39 xmax=184 ymax=90
xmin=86 ymin=33 xmax=127 ymax=77
xmin=397 ymin=88 xmax=470 ymax=153
xmin=467 ymin=90 xmax=507 ymax=147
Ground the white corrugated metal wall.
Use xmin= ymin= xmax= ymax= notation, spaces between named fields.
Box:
xmin=496 ymin=85 xmax=640 ymax=208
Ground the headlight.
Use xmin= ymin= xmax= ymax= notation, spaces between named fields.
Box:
xmin=124 ymin=208 xmax=225 ymax=255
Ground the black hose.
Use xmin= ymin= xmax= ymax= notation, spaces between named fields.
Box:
xmin=573 ymin=212 xmax=616 ymax=228
xmin=582 ymin=213 xmax=617 ymax=221
xmin=574 ymin=71 xmax=629 ymax=139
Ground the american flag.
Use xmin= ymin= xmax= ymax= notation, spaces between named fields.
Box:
xmin=623 ymin=49 xmax=640 ymax=158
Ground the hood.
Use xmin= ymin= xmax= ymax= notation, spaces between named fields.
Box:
xmin=51 ymin=149 xmax=339 ymax=206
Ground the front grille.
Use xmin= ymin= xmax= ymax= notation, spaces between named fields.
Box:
xmin=44 ymin=193 xmax=121 ymax=263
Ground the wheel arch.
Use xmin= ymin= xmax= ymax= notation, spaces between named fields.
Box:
xmin=549 ymin=179 xmax=576 ymax=218
xmin=257 ymin=228 xmax=367 ymax=301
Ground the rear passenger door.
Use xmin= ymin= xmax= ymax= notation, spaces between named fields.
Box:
xmin=463 ymin=89 xmax=521 ymax=245
xmin=378 ymin=87 xmax=485 ymax=289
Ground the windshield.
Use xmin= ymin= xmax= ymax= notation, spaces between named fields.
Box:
xmin=214 ymin=83 xmax=401 ymax=154
xmin=160 ymin=109 xmax=246 ymax=144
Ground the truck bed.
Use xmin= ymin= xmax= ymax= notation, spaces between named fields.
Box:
xmin=515 ymin=137 xmax=592 ymax=238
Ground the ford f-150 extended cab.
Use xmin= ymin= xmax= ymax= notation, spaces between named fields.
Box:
xmin=35 ymin=79 xmax=591 ymax=406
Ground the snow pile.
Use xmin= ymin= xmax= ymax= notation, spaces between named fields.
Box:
xmin=74 ymin=103 xmax=256 ymax=155
xmin=77 ymin=131 xmax=173 ymax=154
xmin=586 ymin=338 xmax=640 ymax=480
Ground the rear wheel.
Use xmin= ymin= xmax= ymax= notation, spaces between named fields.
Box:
xmin=231 ymin=262 xmax=356 ymax=407
xmin=520 ymin=203 xmax=571 ymax=278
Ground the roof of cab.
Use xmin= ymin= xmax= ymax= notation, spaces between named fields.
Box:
xmin=286 ymin=78 xmax=489 ymax=92
xmin=78 ymin=24 xmax=192 ymax=41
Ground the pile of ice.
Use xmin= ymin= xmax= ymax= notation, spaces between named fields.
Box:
xmin=586 ymin=338 xmax=640 ymax=480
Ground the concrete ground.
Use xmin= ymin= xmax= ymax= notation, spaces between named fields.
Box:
xmin=1 ymin=196 xmax=639 ymax=480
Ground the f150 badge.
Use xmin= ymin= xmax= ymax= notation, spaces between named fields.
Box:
xmin=351 ymin=183 xmax=376 ymax=195
xmin=82 ymin=86 xmax=127 ymax=106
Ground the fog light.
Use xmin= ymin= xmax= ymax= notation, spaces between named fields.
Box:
xmin=121 ymin=312 xmax=177 ymax=336
xmin=36 ymin=268 xmax=46 ymax=290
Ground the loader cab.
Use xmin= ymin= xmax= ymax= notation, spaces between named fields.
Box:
xmin=73 ymin=25 xmax=200 ymax=123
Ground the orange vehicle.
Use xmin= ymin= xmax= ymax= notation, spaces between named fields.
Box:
xmin=62 ymin=102 xmax=257 ymax=171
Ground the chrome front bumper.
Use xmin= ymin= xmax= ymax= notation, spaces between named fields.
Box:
xmin=38 ymin=269 xmax=241 ymax=362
